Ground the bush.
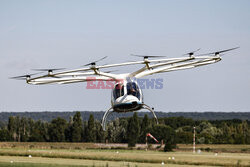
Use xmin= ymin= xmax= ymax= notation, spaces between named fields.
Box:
xmin=205 ymin=147 xmax=211 ymax=152
xmin=147 ymin=144 xmax=152 ymax=149
xmin=156 ymin=145 xmax=161 ymax=149
xmin=29 ymin=145 xmax=35 ymax=149
xmin=241 ymin=148 xmax=247 ymax=152
xmin=164 ymin=143 xmax=174 ymax=152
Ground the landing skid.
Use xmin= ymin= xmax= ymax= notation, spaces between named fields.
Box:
xmin=101 ymin=104 xmax=159 ymax=131
xmin=142 ymin=104 xmax=159 ymax=125
xmin=101 ymin=107 xmax=113 ymax=131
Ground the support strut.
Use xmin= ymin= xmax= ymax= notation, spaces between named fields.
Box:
xmin=101 ymin=107 xmax=113 ymax=131
xmin=142 ymin=104 xmax=159 ymax=124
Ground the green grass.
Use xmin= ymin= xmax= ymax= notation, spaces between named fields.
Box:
xmin=0 ymin=148 xmax=250 ymax=166
xmin=2 ymin=142 xmax=250 ymax=153
xmin=0 ymin=142 xmax=250 ymax=166
xmin=177 ymin=144 xmax=250 ymax=153
xmin=0 ymin=156 xmax=197 ymax=167
xmin=0 ymin=162 xmax=82 ymax=167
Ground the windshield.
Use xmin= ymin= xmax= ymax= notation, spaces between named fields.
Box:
xmin=113 ymin=83 xmax=124 ymax=99
xmin=127 ymin=82 xmax=140 ymax=100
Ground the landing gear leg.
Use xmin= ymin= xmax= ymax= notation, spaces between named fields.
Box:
xmin=101 ymin=107 xmax=113 ymax=131
xmin=142 ymin=104 xmax=159 ymax=124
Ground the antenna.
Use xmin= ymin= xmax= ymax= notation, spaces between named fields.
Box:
xmin=193 ymin=126 xmax=196 ymax=153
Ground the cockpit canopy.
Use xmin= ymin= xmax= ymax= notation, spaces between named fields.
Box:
xmin=112 ymin=82 xmax=141 ymax=100
xmin=113 ymin=83 xmax=124 ymax=99
xmin=126 ymin=82 xmax=140 ymax=100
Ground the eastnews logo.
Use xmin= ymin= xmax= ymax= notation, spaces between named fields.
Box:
xmin=86 ymin=77 xmax=163 ymax=89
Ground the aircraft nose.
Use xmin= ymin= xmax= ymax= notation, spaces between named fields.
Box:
xmin=131 ymin=101 xmax=140 ymax=108
xmin=132 ymin=101 xmax=137 ymax=106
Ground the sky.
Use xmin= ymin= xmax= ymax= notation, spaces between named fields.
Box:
xmin=0 ymin=0 xmax=249 ymax=112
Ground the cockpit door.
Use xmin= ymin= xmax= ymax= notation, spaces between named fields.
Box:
xmin=126 ymin=82 xmax=141 ymax=100
xmin=112 ymin=83 xmax=124 ymax=100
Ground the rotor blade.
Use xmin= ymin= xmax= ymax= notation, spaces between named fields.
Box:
xmin=183 ymin=48 xmax=201 ymax=56
xmin=131 ymin=54 xmax=166 ymax=58
xmin=103 ymin=70 xmax=119 ymax=73
xmin=10 ymin=77 xmax=27 ymax=80
xmin=95 ymin=56 xmax=108 ymax=62
xmin=197 ymin=47 xmax=239 ymax=56
xmin=83 ymin=63 xmax=94 ymax=66
xmin=9 ymin=76 xmax=28 ymax=80
xmin=9 ymin=72 xmax=42 ymax=79
xmin=32 ymin=68 xmax=66 ymax=72
xmin=84 ymin=56 xmax=108 ymax=66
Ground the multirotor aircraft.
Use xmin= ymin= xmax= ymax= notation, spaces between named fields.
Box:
xmin=11 ymin=47 xmax=239 ymax=130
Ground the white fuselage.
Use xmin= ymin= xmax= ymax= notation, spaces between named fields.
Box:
xmin=111 ymin=80 xmax=143 ymax=112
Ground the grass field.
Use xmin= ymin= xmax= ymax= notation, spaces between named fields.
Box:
xmin=0 ymin=142 xmax=249 ymax=167
xmin=0 ymin=156 xmax=213 ymax=167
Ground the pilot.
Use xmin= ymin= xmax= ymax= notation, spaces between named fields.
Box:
xmin=128 ymin=85 xmax=136 ymax=96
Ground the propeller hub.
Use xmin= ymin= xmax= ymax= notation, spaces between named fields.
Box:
xmin=184 ymin=48 xmax=200 ymax=57
xmin=143 ymin=57 xmax=150 ymax=63
xmin=48 ymin=70 xmax=53 ymax=75
xmin=25 ymin=75 xmax=31 ymax=81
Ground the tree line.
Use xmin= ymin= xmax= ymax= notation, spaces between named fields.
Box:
xmin=0 ymin=112 xmax=249 ymax=147
xmin=1 ymin=111 xmax=249 ymax=123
